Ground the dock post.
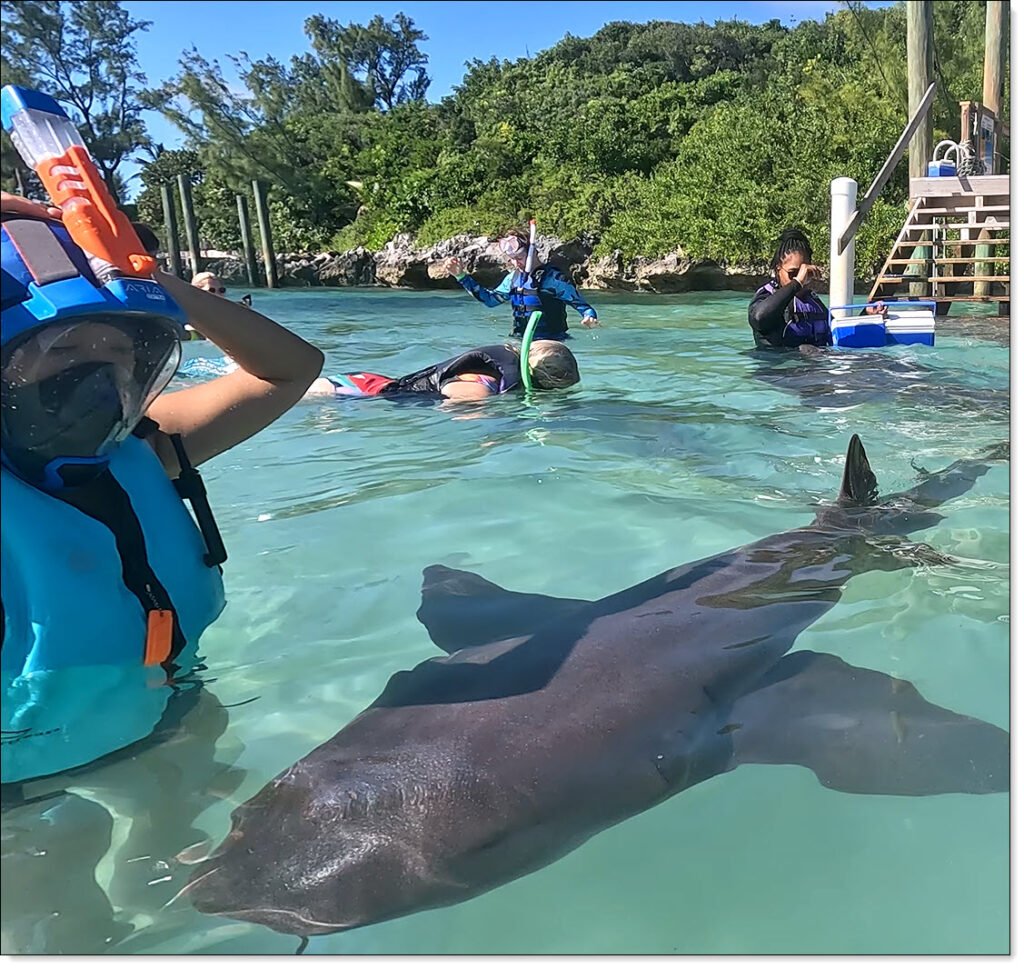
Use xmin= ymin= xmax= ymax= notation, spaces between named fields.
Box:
xmin=252 ymin=179 xmax=279 ymax=289
xmin=907 ymin=1 xmax=934 ymax=298
xmin=830 ymin=177 xmax=857 ymax=322
xmin=975 ymin=1 xmax=1008 ymax=296
xmin=236 ymin=193 xmax=259 ymax=288
xmin=176 ymin=173 xmax=202 ymax=277
xmin=160 ymin=182 xmax=183 ymax=279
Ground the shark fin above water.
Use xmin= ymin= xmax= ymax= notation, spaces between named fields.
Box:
xmin=838 ymin=433 xmax=879 ymax=506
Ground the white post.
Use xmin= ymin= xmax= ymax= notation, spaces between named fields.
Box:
xmin=830 ymin=177 xmax=857 ymax=320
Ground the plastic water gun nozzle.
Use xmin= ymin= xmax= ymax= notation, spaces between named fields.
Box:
xmin=1 ymin=85 xmax=156 ymax=278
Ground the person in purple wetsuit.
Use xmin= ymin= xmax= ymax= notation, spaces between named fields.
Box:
xmin=748 ymin=228 xmax=831 ymax=350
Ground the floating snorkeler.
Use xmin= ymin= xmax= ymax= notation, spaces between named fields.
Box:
xmin=439 ymin=220 xmax=600 ymax=341
xmin=306 ymin=336 xmax=580 ymax=402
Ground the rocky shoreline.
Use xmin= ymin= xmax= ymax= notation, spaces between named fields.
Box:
xmin=201 ymin=232 xmax=774 ymax=294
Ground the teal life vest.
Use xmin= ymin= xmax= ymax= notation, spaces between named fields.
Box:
xmin=1 ymin=433 xmax=225 ymax=783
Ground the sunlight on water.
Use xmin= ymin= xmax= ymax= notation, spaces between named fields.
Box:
xmin=2 ymin=289 xmax=1008 ymax=955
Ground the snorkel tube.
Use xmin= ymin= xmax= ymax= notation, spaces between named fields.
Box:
xmin=519 ymin=310 xmax=542 ymax=393
xmin=517 ymin=218 xmax=541 ymax=392
xmin=1 ymin=85 xmax=156 ymax=280
xmin=524 ymin=218 xmax=537 ymax=275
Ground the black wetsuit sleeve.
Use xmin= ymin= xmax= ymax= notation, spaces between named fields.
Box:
xmin=748 ymin=281 xmax=802 ymax=342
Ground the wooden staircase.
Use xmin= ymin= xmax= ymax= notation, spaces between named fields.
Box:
xmin=868 ymin=175 xmax=1010 ymax=315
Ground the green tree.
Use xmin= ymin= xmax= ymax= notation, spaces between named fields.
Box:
xmin=304 ymin=12 xmax=429 ymax=110
xmin=139 ymin=8 xmax=1007 ymax=272
xmin=0 ymin=0 xmax=152 ymax=200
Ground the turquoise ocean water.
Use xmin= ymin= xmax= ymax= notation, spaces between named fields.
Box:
xmin=2 ymin=289 xmax=1009 ymax=955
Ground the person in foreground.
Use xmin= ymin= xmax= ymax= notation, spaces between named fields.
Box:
xmin=0 ymin=190 xmax=324 ymax=786
xmin=306 ymin=339 xmax=580 ymax=401
xmin=748 ymin=228 xmax=831 ymax=349
xmin=441 ymin=227 xmax=599 ymax=341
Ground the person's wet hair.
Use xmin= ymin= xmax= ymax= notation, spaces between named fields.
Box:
xmin=527 ymin=340 xmax=580 ymax=390
xmin=499 ymin=227 xmax=530 ymax=250
xmin=132 ymin=222 xmax=161 ymax=257
xmin=770 ymin=228 xmax=813 ymax=272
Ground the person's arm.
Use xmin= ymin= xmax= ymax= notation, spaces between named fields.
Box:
xmin=454 ymin=270 xmax=512 ymax=308
xmin=440 ymin=379 xmax=494 ymax=401
xmin=145 ymin=271 xmax=323 ymax=470
xmin=748 ymin=281 xmax=800 ymax=340
xmin=541 ymin=269 xmax=599 ymax=327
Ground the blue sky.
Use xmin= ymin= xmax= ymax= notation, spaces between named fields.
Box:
xmin=120 ymin=0 xmax=893 ymax=193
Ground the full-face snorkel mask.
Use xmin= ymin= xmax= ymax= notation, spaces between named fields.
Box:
xmin=1 ymin=217 xmax=186 ymax=491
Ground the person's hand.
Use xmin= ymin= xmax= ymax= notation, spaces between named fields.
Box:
xmin=0 ymin=191 xmax=62 ymax=220
xmin=794 ymin=263 xmax=822 ymax=286
xmin=441 ymin=256 xmax=465 ymax=277
xmin=581 ymin=315 xmax=600 ymax=329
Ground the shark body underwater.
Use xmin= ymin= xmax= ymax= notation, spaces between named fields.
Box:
xmin=185 ymin=435 xmax=1008 ymax=938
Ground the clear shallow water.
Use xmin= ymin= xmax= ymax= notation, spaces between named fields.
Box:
xmin=3 ymin=289 xmax=1009 ymax=955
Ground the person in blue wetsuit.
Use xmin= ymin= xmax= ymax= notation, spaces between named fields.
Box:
xmin=748 ymin=228 xmax=831 ymax=350
xmin=442 ymin=227 xmax=600 ymax=341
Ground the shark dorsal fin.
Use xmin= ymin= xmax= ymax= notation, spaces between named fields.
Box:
xmin=838 ymin=434 xmax=879 ymax=506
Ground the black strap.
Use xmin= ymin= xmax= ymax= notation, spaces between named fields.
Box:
xmin=134 ymin=417 xmax=227 ymax=568
xmin=58 ymin=472 xmax=188 ymax=671
xmin=168 ymin=433 xmax=227 ymax=568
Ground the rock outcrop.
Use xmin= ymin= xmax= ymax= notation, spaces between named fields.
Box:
xmin=197 ymin=234 xmax=772 ymax=294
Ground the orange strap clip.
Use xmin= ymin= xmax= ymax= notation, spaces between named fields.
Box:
xmin=144 ymin=609 xmax=174 ymax=666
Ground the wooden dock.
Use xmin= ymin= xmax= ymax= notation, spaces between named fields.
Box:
xmin=868 ymin=175 xmax=1010 ymax=315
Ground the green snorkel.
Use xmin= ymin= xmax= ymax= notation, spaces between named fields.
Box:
xmin=519 ymin=309 xmax=542 ymax=393
xmin=519 ymin=219 xmax=540 ymax=394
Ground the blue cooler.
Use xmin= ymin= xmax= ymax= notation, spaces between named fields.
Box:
xmin=927 ymin=159 xmax=957 ymax=177
xmin=829 ymin=301 xmax=936 ymax=348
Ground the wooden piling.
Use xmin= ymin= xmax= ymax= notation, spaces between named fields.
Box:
xmin=906 ymin=1 xmax=934 ymax=297
xmin=160 ymin=182 xmax=183 ymax=279
xmin=982 ymin=1 xmax=1008 ymax=141
xmin=236 ymin=193 xmax=259 ymax=288
xmin=906 ymin=1 xmax=934 ymax=183
xmin=252 ymin=179 xmax=278 ymax=289
xmin=974 ymin=1 xmax=1008 ymax=296
xmin=176 ymin=173 xmax=202 ymax=277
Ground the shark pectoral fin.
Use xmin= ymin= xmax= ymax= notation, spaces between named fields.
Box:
xmin=416 ymin=565 xmax=589 ymax=654
xmin=838 ymin=434 xmax=879 ymax=507
xmin=725 ymin=651 xmax=1008 ymax=796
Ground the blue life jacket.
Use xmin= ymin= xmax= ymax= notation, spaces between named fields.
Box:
xmin=754 ymin=279 xmax=832 ymax=348
xmin=1 ymin=433 xmax=225 ymax=783
xmin=509 ymin=266 xmax=569 ymax=340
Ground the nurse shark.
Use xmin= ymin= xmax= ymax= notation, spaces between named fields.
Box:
xmin=183 ymin=435 xmax=1008 ymax=938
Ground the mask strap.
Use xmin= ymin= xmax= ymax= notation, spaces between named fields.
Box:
xmin=3 ymin=218 xmax=81 ymax=285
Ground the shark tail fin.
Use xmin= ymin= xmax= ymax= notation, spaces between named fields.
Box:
xmin=838 ymin=434 xmax=879 ymax=506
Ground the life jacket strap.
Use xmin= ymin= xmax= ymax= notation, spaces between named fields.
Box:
xmin=133 ymin=417 xmax=227 ymax=569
